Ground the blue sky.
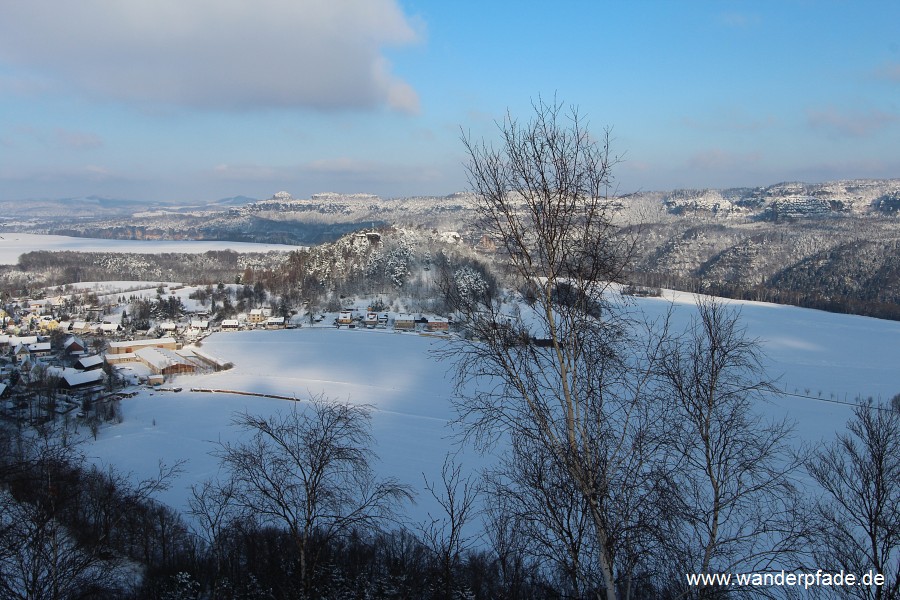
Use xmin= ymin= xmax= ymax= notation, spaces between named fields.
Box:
xmin=1 ymin=0 xmax=898 ymax=203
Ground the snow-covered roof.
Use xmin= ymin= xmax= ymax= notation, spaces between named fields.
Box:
xmin=27 ymin=342 xmax=51 ymax=352
xmin=265 ymin=316 xmax=285 ymax=324
xmin=221 ymin=319 xmax=240 ymax=327
xmin=159 ymin=322 xmax=177 ymax=330
xmin=135 ymin=347 xmax=193 ymax=371
xmin=63 ymin=370 xmax=104 ymax=388
xmin=108 ymin=337 xmax=176 ymax=350
xmin=76 ymin=355 xmax=104 ymax=369
xmin=100 ymin=322 xmax=120 ymax=332
xmin=63 ymin=335 xmax=85 ymax=349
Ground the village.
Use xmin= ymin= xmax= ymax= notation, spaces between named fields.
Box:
xmin=0 ymin=282 xmax=455 ymax=425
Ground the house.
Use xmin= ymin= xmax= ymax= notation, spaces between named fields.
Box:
xmin=190 ymin=319 xmax=210 ymax=331
xmin=63 ymin=336 xmax=86 ymax=354
xmin=100 ymin=322 xmax=120 ymax=334
xmin=248 ymin=309 xmax=266 ymax=324
xmin=71 ymin=321 xmax=90 ymax=333
xmin=337 ymin=311 xmax=354 ymax=325
xmin=377 ymin=314 xmax=389 ymax=328
xmin=38 ymin=316 xmax=60 ymax=331
xmin=265 ymin=316 xmax=286 ymax=329
xmin=13 ymin=343 xmax=31 ymax=363
xmin=27 ymin=342 xmax=52 ymax=357
xmin=221 ymin=319 xmax=240 ymax=330
xmin=364 ymin=313 xmax=378 ymax=328
xmin=394 ymin=314 xmax=416 ymax=330
xmin=425 ymin=316 xmax=450 ymax=333
xmin=61 ymin=369 xmax=105 ymax=391
xmin=159 ymin=322 xmax=177 ymax=332
xmin=75 ymin=355 xmax=104 ymax=371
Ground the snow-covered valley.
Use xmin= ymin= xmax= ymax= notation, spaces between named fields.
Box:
xmin=86 ymin=289 xmax=900 ymax=527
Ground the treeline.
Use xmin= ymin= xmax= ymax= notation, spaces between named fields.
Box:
xmin=10 ymin=250 xmax=286 ymax=290
xmin=4 ymin=393 xmax=898 ymax=598
xmin=630 ymin=236 xmax=900 ymax=321
xmin=0 ymin=411 xmax=603 ymax=600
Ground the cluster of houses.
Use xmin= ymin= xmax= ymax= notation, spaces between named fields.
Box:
xmin=334 ymin=311 xmax=451 ymax=333
xmin=1 ymin=285 xmax=459 ymax=412
xmin=221 ymin=308 xmax=288 ymax=331
xmin=0 ymin=333 xmax=107 ymax=397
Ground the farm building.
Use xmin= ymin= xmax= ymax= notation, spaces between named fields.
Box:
xmin=134 ymin=347 xmax=198 ymax=376
xmin=107 ymin=337 xmax=177 ymax=355
xmin=105 ymin=352 xmax=135 ymax=366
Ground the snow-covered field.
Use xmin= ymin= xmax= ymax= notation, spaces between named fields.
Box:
xmin=86 ymin=290 xmax=900 ymax=529
xmin=0 ymin=232 xmax=296 ymax=264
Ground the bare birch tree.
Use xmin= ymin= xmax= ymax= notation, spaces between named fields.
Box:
xmin=656 ymin=297 xmax=807 ymax=598
xmin=447 ymin=97 xmax=669 ymax=600
xmin=808 ymin=401 xmax=900 ymax=600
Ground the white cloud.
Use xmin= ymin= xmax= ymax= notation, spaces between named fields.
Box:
xmin=54 ymin=128 xmax=104 ymax=150
xmin=874 ymin=61 xmax=900 ymax=83
xmin=0 ymin=0 xmax=421 ymax=112
xmin=806 ymin=107 xmax=897 ymax=138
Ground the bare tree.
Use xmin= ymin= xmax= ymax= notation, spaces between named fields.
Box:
xmin=0 ymin=422 xmax=181 ymax=600
xmin=188 ymin=477 xmax=241 ymax=596
xmin=214 ymin=396 xmax=413 ymax=596
xmin=656 ymin=297 xmax=807 ymax=598
xmin=448 ymin=97 xmax=670 ymax=600
xmin=419 ymin=453 xmax=481 ymax=599
xmin=807 ymin=400 xmax=900 ymax=600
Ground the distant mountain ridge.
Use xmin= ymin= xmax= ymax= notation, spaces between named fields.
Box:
xmin=6 ymin=178 xmax=900 ymax=319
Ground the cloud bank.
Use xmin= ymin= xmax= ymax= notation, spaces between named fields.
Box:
xmin=0 ymin=0 xmax=421 ymax=112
